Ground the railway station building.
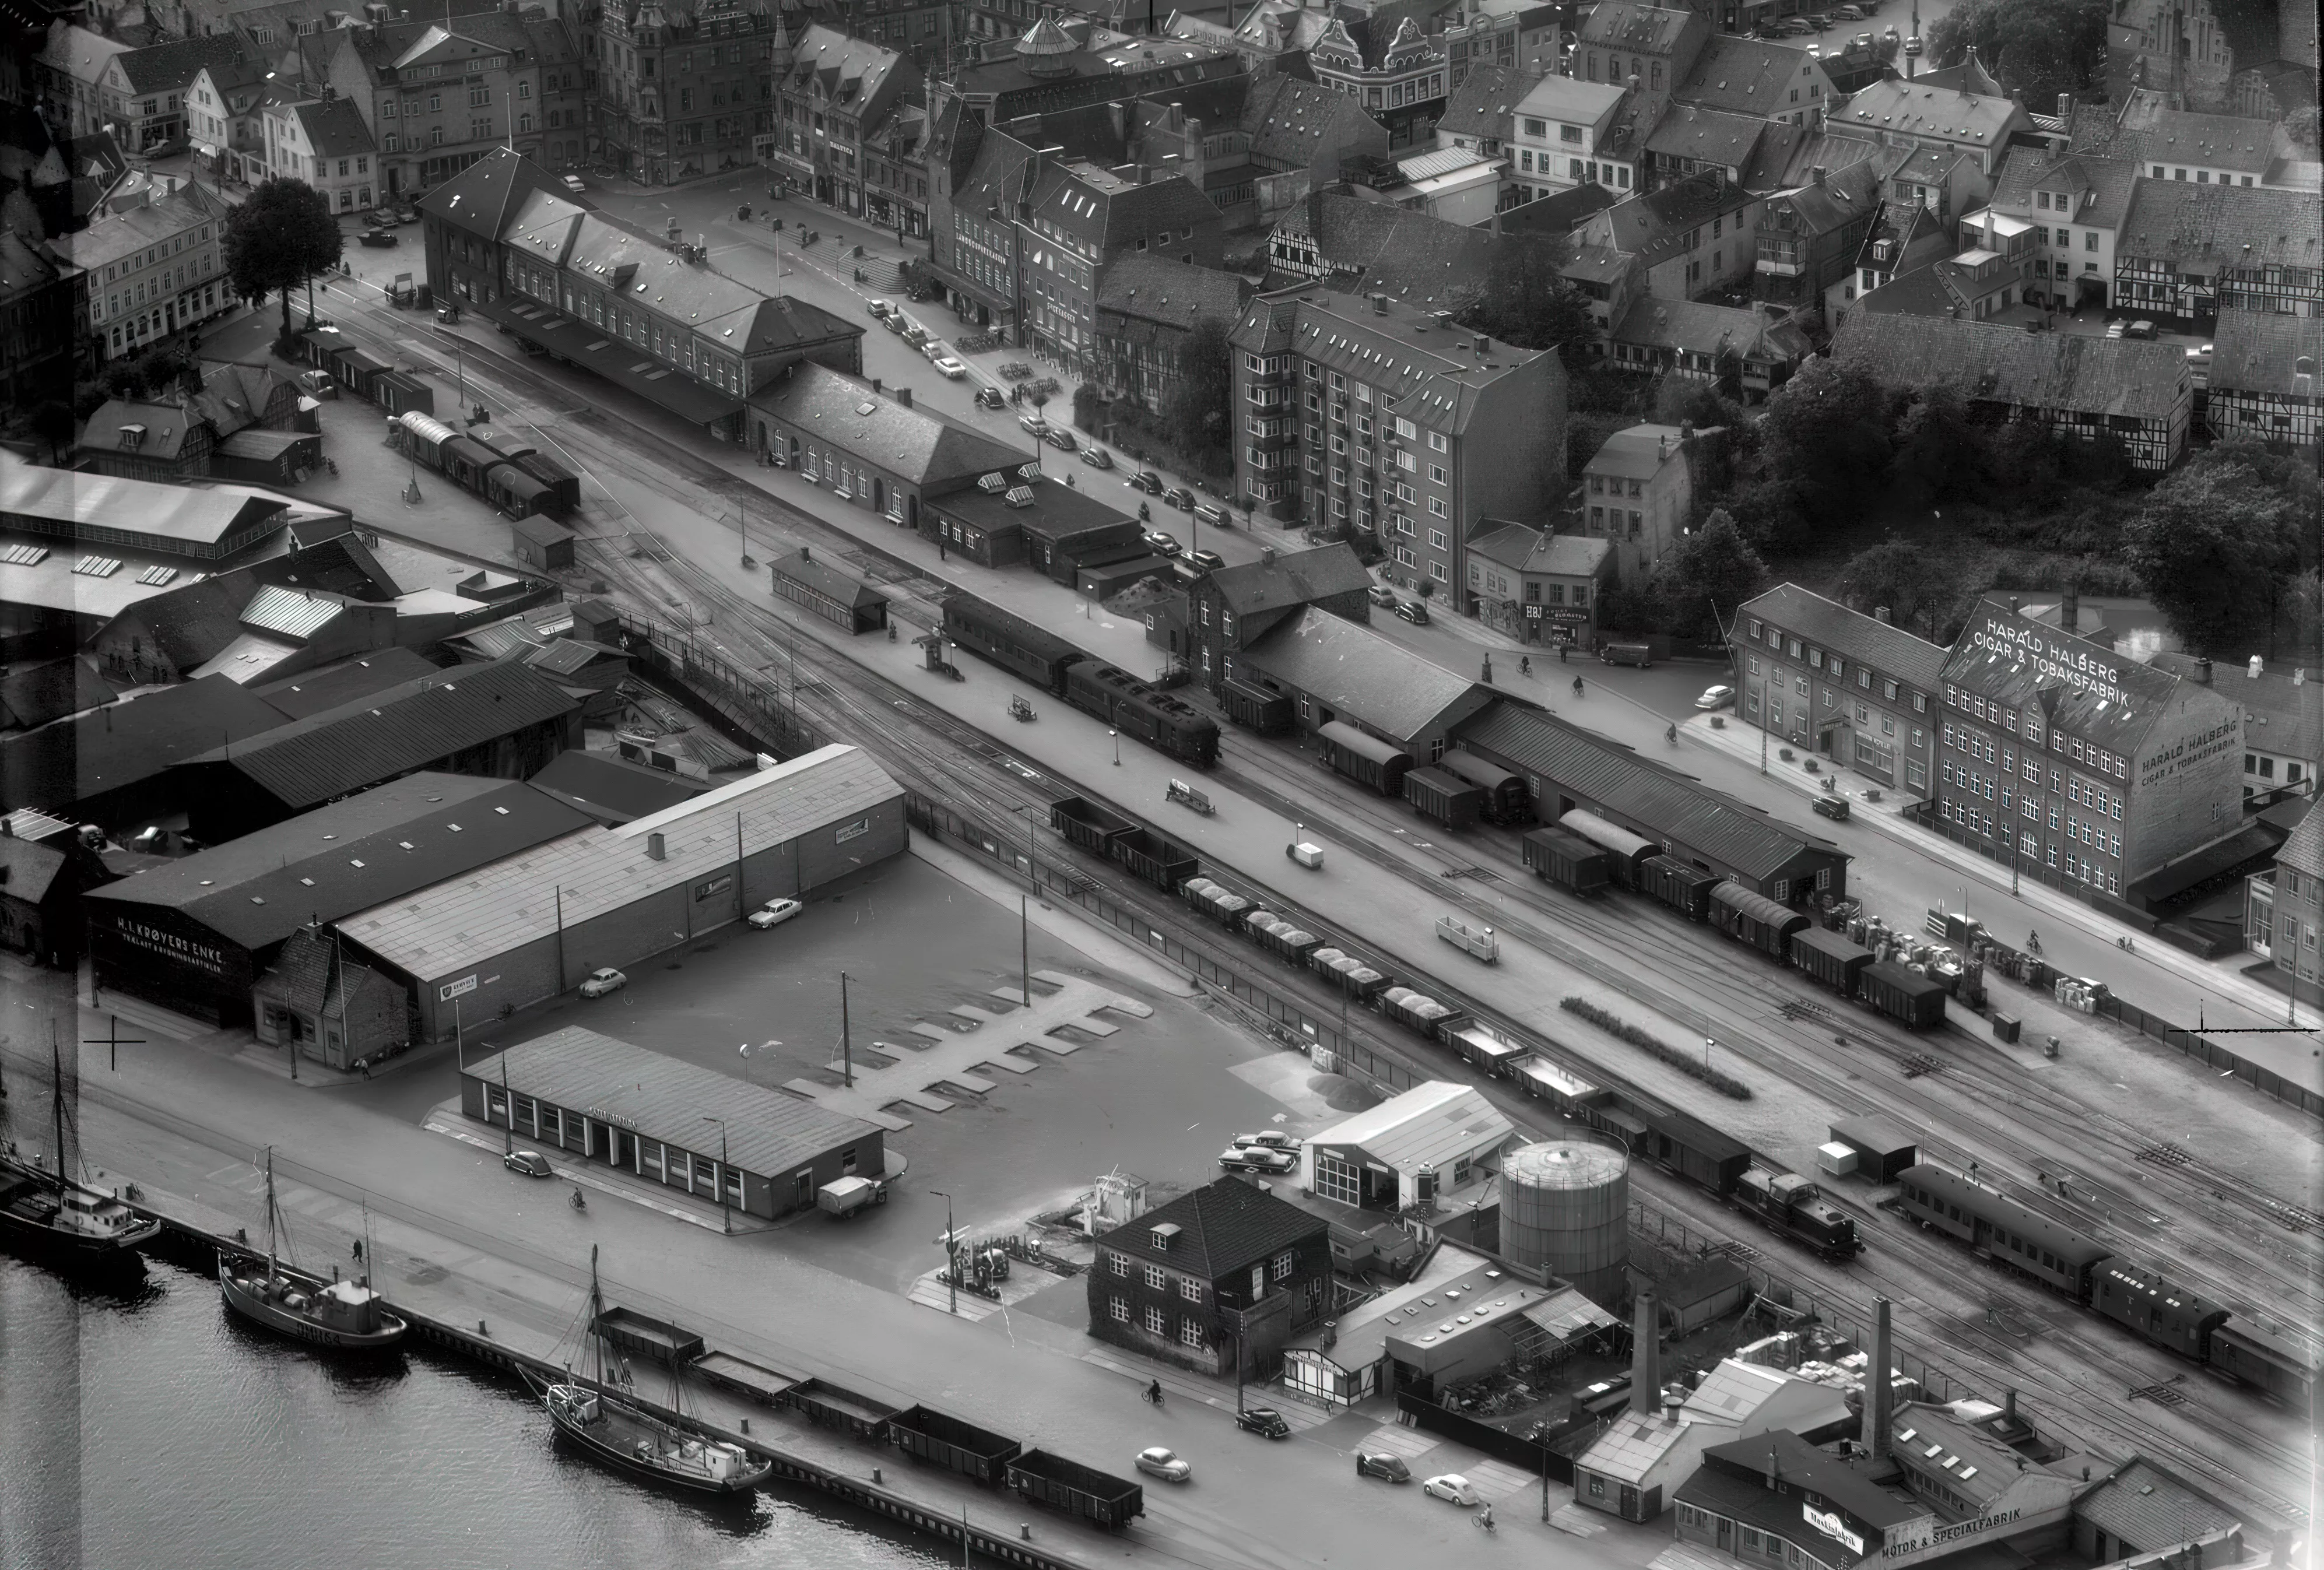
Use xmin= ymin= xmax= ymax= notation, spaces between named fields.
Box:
xmin=747 ymin=363 xmax=1028 ymax=534
xmin=1457 ymin=704 xmax=1849 ymax=901
xmin=461 ymin=1026 xmax=887 ymax=1220
xmin=1237 ymin=607 xmax=1499 ymax=762
xmin=335 ymin=744 xmax=906 ymax=1042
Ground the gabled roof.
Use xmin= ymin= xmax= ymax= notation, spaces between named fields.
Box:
xmin=1839 ymin=77 xmax=2027 ymax=151
xmin=1694 ymin=1429 xmax=1929 ymax=1534
xmin=1737 ymin=583 xmax=1949 ymax=689
xmin=1094 ymin=251 xmax=1251 ymax=329
xmin=2116 ymin=178 xmax=2324 ymax=271
xmin=1092 ymin=1175 xmax=1326 ymax=1281
xmin=1577 ymin=1 xmax=1695 ymax=52
xmin=1988 ymin=146 xmax=2140 ymax=230
xmin=1641 ymin=104 xmax=1771 ymax=173
xmin=112 ymin=31 xmax=254 ymax=94
xmin=2150 ymin=651 xmax=2324 ymax=765
xmin=2209 ymin=310 xmax=2324 ymax=397
xmin=180 ymin=656 xmax=578 ymax=811
xmin=1242 ymin=73 xmax=1379 ymax=166
xmin=1912 ymin=45 xmax=2004 ymax=98
xmin=747 ymin=364 xmax=1027 ymax=487
xmin=415 ymin=146 xmax=568 ymax=244
xmin=252 ymin=647 xmax=444 ymax=719
xmin=0 ymin=659 xmax=117 ymax=732
xmin=1435 ymin=64 xmax=1544 ymax=142
xmin=1767 ymin=159 xmax=1881 ymax=234
xmin=1674 ymin=36 xmax=1827 ymax=117
xmin=525 ymin=747 xmax=707 ymax=825
xmin=2074 ymin=1460 xmax=2244 ymax=1550
xmin=78 ymin=397 xmax=204 ymax=462
xmin=2274 ymin=799 xmax=2324 ymax=880
xmin=288 ymin=96 xmax=375 ymax=159
xmin=1936 ymin=598 xmax=2191 ymax=754
xmin=1853 ymin=250 xmax=2023 ymax=317
xmin=770 ymin=546 xmax=884 ymax=611
xmin=1230 ymin=286 xmax=1554 ymax=438
xmin=1585 ymin=423 xmax=1690 ymax=480
xmin=0 ymin=675 xmax=288 ymax=814
xmin=2109 ymin=101 xmax=2277 ymax=174
xmin=1242 ymin=607 xmax=1490 ymax=742
xmin=48 ymin=181 xmax=228 ymax=273
xmin=1203 ymin=543 xmax=1371 ymax=614
xmin=1586 ymin=170 xmax=1760 ymax=262
xmin=1613 ymin=298 xmax=1813 ymax=363
xmin=0 ymin=835 xmax=72 ymax=905
xmin=1828 ymin=312 xmax=2190 ymax=423
xmin=84 ymin=772 xmax=588 ymax=950
xmin=1466 ymin=522 xmax=1612 ymax=579
xmin=1306 ymin=1080 xmax=1512 ymax=1172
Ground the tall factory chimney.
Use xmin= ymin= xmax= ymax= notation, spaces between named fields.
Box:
xmin=1865 ymin=1297 xmax=1894 ymax=1455
xmin=1629 ymin=1290 xmax=1662 ymax=1414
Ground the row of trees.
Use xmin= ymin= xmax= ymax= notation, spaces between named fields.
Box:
xmin=1923 ymin=0 xmax=2109 ymax=112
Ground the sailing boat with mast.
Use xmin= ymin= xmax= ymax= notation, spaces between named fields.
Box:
xmin=533 ymin=1246 xmax=770 ymax=1495
xmin=0 ymin=1034 xmax=160 ymax=1266
xmin=217 ymin=1147 xmax=406 ymax=1349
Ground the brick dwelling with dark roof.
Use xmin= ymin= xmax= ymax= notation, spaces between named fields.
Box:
xmin=248 ymin=925 xmax=412 ymax=1068
xmin=1087 ymin=1176 xmax=1331 ymax=1378
xmin=1188 ymin=542 xmax=1374 ymax=694
xmin=0 ymin=830 xmax=109 ymax=967
xmin=1093 ymin=252 xmax=1255 ymax=418
xmin=1735 ymin=582 xmax=1949 ymax=796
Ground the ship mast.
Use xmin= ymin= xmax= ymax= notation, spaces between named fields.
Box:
xmin=589 ymin=1244 xmax=604 ymax=1388
xmin=49 ymin=1030 xmax=65 ymax=1184
xmin=265 ymin=1147 xmax=279 ymax=1281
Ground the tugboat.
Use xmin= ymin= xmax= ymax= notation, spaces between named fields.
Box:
xmin=0 ymin=1038 xmax=160 ymax=1266
xmin=217 ymin=1147 xmax=406 ymax=1350
xmin=532 ymin=1246 xmax=770 ymax=1495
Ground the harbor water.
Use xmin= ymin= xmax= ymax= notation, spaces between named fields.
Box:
xmin=0 ymin=1250 xmax=966 ymax=1570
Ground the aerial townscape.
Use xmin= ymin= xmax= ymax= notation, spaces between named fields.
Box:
xmin=0 ymin=0 xmax=2318 ymax=1557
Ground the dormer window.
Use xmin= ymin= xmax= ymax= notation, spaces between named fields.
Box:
xmin=1150 ymin=1221 xmax=1181 ymax=1251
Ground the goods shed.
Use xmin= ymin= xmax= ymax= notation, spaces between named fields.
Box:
xmin=1457 ymin=704 xmax=1846 ymax=901
xmin=770 ymin=546 xmax=888 ymax=634
xmin=509 ymin=513 xmax=577 ymax=570
xmin=336 ymin=744 xmax=906 ymax=1041
xmin=461 ymin=1026 xmax=886 ymax=1220
xmin=1237 ymin=609 xmax=1498 ymax=762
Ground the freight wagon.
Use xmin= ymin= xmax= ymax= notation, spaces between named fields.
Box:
xmin=1522 ymin=827 xmax=1612 ymax=896
xmin=1378 ymin=986 xmax=1464 ymax=1038
xmin=1628 ymin=1101 xmax=1751 ymax=1195
xmin=782 ymin=1378 xmax=901 ymax=1441
xmin=1859 ymin=960 xmax=1947 ymax=1030
xmin=940 ymin=591 xmax=1221 ymax=767
xmin=1114 ymin=826 xmax=1200 ymax=890
xmin=1220 ymin=676 xmax=1294 ymax=735
xmin=1051 ymin=795 xmax=1137 ymax=856
xmin=1245 ymin=911 xmax=1322 ymax=966
xmin=1437 ymin=750 xmax=1530 ymax=825
xmin=1509 ymin=1054 xmax=1604 ymax=1115
xmin=889 ymin=1404 xmax=1022 ymax=1485
xmin=1182 ymin=876 xmax=1255 ymax=930
xmin=1791 ymin=926 xmax=1873 ymax=995
xmin=1308 ymin=946 xmax=1391 ymax=1002
xmin=1007 ymin=1450 xmax=1144 ymax=1529
xmin=2205 ymin=1319 xmax=2319 ymax=1410
xmin=1708 ymin=882 xmax=1809 ymax=958
xmin=1402 ymin=766 xmax=1484 ymax=831
xmin=1636 ymin=854 xmax=1721 ymax=921
xmin=1318 ymin=721 xmax=1412 ymax=796
xmin=1445 ymin=1021 xmax=1529 ymax=1077
xmin=1558 ymin=810 xmax=1661 ymax=887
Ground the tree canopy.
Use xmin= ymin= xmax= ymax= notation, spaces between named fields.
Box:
xmin=1925 ymin=0 xmax=2108 ymax=108
xmin=1165 ymin=316 xmax=1234 ymax=470
xmin=2124 ymin=445 xmax=2317 ymax=655
xmin=1456 ymin=233 xmax=1596 ymax=368
xmin=1758 ymin=358 xmax=1892 ymax=523
xmin=224 ymin=178 xmax=342 ymax=344
xmin=1655 ymin=508 xmax=1767 ymax=643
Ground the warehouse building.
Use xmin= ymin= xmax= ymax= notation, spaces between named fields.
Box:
xmin=171 ymin=656 xmax=581 ymax=842
xmin=0 ymin=673 xmax=290 ymax=830
xmin=336 ymin=744 xmax=907 ymax=1041
xmin=84 ymin=773 xmax=591 ymax=1028
xmin=1237 ymin=608 xmax=1499 ymax=761
xmin=461 ymin=1026 xmax=886 ymax=1220
xmin=1458 ymin=704 xmax=1849 ymax=900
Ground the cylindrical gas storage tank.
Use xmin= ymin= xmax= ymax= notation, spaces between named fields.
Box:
xmin=1501 ymin=1139 xmax=1630 ymax=1306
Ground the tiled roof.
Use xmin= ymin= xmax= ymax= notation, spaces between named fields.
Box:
xmin=415 ymin=146 xmax=569 ymax=244
xmin=78 ymin=398 xmax=203 ymax=462
xmin=1577 ymin=1 xmax=1694 ymax=52
xmin=2150 ymin=651 xmax=2324 ymax=765
xmin=1231 ymin=287 xmax=1553 ymax=436
xmin=2209 ymin=310 xmax=2324 ymax=396
xmin=1853 ymin=252 xmax=2023 ymax=318
xmin=181 ymin=656 xmax=578 ymax=811
xmin=771 ymin=546 xmax=884 ymax=610
xmin=1095 ymin=251 xmax=1251 ymax=329
xmin=2117 ymin=178 xmax=2324 ymax=271
xmin=748 ymin=364 xmax=1027 ymax=488
xmin=1737 ymin=584 xmax=1949 ymax=689
xmin=783 ymin=24 xmax=912 ymax=115
xmin=85 ymin=772 xmax=587 ymax=950
xmin=0 ymin=675 xmax=288 ymax=814
xmin=2076 ymin=1460 xmax=2244 ymax=1548
xmin=1242 ymin=607 xmax=1490 ymax=742
xmin=1642 ymin=104 xmax=1770 ymax=173
xmin=1828 ymin=313 xmax=2190 ymax=423
xmin=1498 ymin=182 xmax=1620 ymax=238
xmin=466 ymin=1025 xmax=882 ymax=1179
xmin=1768 ymin=159 xmax=1881 ymax=234
xmin=1242 ymin=73 xmax=1381 ymax=166
xmin=1436 ymin=64 xmax=1544 ymax=141
xmin=525 ymin=748 xmax=707 ymax=825
xmin=1989 ymin=146 xmax=2141 ymax=229
xmin=1939 ymin=598 xmax=2197 ymax=753
xmin=0 ymin=835 xmax=71 ymax=905
xmin=2274 ymin=799 xmax=2324 ymax=880
xmin=1613 ymin=297 xmax=1813 ymax=363
xmin=1839 ymin=77 xmax=2025 ymax=150
xmin=0 ymin=658 xmax=117 ymax=732
xmin=290 ymin=96 xmax=375 ymax=160
xmin=253 ymin=648 xmax=444 ymax=719
xmin=1674 ymin=36 xmax=1827 ymax=117
xmin=113 ymin=31 xmax=254 ymax=93
xmin=1459 ymin=704 xmax=1841 ymax=879
xmin=1093 ymin=1175 xmax=1326 ymax=1281
xmin=1515 ymin=73 xmax=1628 ymax=128
xmin=2110 ymin=104 xmax=2276 ymax=174
xmin=1205 ymin=543 xmax=1371 ymax=614
xmin=48 ymin=181 xmax=227 ymax=273
xmin=1586 ymin=170 xmax=1761 ymax=262
xmin=1586 ymin=423 xmax=1690 ymax=480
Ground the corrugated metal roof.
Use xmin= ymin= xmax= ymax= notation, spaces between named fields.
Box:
xmin=466 ymin=1025 xmax=880 ymax=1179
xmin=1305 ymin=1081 xmax=1511 ymax=1173
xmin=340 ymin=745 xmax=900 ymax=979
xmin=241 ymin=582 xmax=346 ymax=641
xmin=0 ymin=673 xmax=288 ymax=813
xmin=1463 ymin=705 xmax=1840 ymax=882
xmin=254 ymin=648 xmax=444 ymax=720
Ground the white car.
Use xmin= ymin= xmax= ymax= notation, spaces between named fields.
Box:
xmin=1220 ymin=1145 xmax=1297 ymax=1174
xmin=931 ymin=355 xmax=968 ymax=380
xmin=747 ymin=898 xmax=804 ymax=929
xmin=579 ymin=967 xmax=627 ymax=998
xmin=1694 ymin=684 xmax=1736 ymax=710
xmin=1232 ymin=1130 xmax=1296 ymax=1151
xmin=1134 ymin=1446 xmax=1192 ymax=1483
xmin=561 ymin=174 xmax=586 ymax=194
xmin=921 ymin=339 xmax=952 ymax=362
xmin=1423 ymin=1474 xmax=1482 ymax=1505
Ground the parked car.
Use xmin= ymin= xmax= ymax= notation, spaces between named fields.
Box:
xmin=1192 ymin=500 xmax=1228 ymax=528
xmin=1855 ymin=30 xmax=1874 ymax=46
xmin=1356 ymin=1450 xmax=1413 ymax=1483
xmin=882 ymin=312 xmax=910 ymax=335
xmin=1220 ymin=1145 xmax=1297 ymax=1174
xmin=1131 ymin=469 xmax=1164 ymax=494
xmin=1134 ymin=1447 xmax=1192 ymax=1483
xmin=1234 ymin=1407 xmax=1292 ymax=1439
xmin=1694 ymin=684 xmax=1735 ymax=710
xmin=748 ymin=897 xmax=804 ymax=929
xmin=359 ymin=229 xmax=398 ymax=247
xmin=1143 ymin=529 xmax=1184 ymax=557
xmin=1045 ymin=427 xmax=1078 ymax=451
xmin=1813 ymin=795 xmax=1852 ymax=822
xmin=865 ymin=298 xmax=893 ymax=319
xmin=1080 ymin=445 xmax=1114 ymax=469
xmin=1367 ymin=583 xmax=1398 ymax=609
xmin=1162 ymin=486 xmax=1195 ymax=511
xmin=1186 ymin=549 xmax=1226 ymax=573
xmin=1883 ymin=24 xmax=1901 ymax=40
xmin=921 ymin=339 xmax=952 ymax=362
xmin=1423 ymin=1474 xmax=1482 ymax=1506
xmin=1233 ymin=1130 xmax=1296 ymax=1150
xmin=975 ymin=386 xmax=1006 ymax=409
xmin=504 ymin=1150 xmax=553 ymax=1178
xmin=579 ymin=967 xmax=627 ymax=998
xmin=2125 ymin=319 xmax=2157 ymax=339
xmin=561 ymin=174 xmax=587 ymax=194
xmin=931 ymin=355 xmax=968 ymax=380
xmin=396 ymin=205 xmax=422 ymax=223
xmin=1019 ymin=413 xmax=1049 ymax=437
xmin=2105 ymin=319 xmax=2128 ymax=338
xmin=1832 ymin=3 xmax=1863 ymax=17
xmin=1395 ymin=598 xmax=1431 ymax=626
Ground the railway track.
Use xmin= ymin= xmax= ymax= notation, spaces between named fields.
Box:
xmin=324 ymin=301 xmax=2312 ymax=1529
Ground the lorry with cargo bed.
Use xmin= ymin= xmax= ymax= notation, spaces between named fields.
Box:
xmin=817 ymin=1175 xmax=889 ymax=1218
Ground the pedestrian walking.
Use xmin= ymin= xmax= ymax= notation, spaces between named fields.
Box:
xmin=352 ymin=1238 xmax=363 ymax=1261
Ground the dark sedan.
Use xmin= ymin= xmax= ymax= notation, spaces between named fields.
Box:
xmin=1235 ymin=1407 xmax=1292 ymax=1440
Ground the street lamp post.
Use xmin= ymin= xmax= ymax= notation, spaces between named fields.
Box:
xmin=702 ymin=1116 xmax=732 ymax=1235
xmin=929 ymin=1188 xmax=958 ymax=1315
xmin=452 ymin=997 xmax=464 ymax=1072
xmin=1110 ymin=728 xmax=1119 ymax=765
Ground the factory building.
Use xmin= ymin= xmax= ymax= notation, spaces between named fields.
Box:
xmin=461 ymin=1027 xmax=886 ymax=1220
xmin=335 ymin=745 xmax=907 ymax=1041
xmin=83 ymin=773 xmax=590 ymax=1028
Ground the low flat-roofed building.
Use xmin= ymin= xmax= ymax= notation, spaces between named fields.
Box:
xmin=1581 ymin=1360 xmax=1865 ymax=1525
xmin=769 ymin=546 xmax=889 ymax=635
xmin=86 ymin=772 xmax=591 ymax=1028
xmin=925 ymin=479 xmax=1145 ymax=583
xmin=0 ymin=449 xmax=293 ymax=560
xmin=462 ymin=1025 xmax=887 ymax=1220
xmin=338 ymin=744 xmax=907 ymax=1040
xmin=2070 ymin=1458 xmax=2245 ymax=1570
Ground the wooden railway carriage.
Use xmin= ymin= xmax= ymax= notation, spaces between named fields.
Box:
xmin=1637 ymin=854 xmax=1721 ymax=921
xmin=1791 ymin=927 xmax=1873 ymax=994
xmin=1558 ymin=810 xmax=1660 ymax=887
xmin=1522 ymin=827 xmax=1612 ymax=895
xmin=2091 ymin=1262 xmax=2230 ymax=1361
xmin=2205 ymin=1319 xmax=2319 ymax=1409
xmin=1898 ymin=1164 xmax=2111 ymax=1299
xmin=1436 ymin=750 xmax=1529 ymax=824
xmin=1318 ymin=721 xmax=1410 ymax=796
xmin=397 ymin=410 xmax=458 ymax=469
xmin=942 ymin=594 xmax=1082 ymax=691
xmin=1708 ymin=882 xmax=1809 ymax=958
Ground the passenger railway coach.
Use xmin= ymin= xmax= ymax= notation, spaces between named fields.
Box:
xmin=942 ymin=592 xmax=1219 ymax=767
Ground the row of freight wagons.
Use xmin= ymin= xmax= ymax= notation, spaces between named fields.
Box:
xmin=1527 ymin=809 xmax=1946 ymax=1030
xmin=394 ymin=411 xmax=581 ymax=521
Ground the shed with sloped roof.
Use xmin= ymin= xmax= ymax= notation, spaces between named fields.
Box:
xmin=1238 ymin=607 xmax=1500 ymax=758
